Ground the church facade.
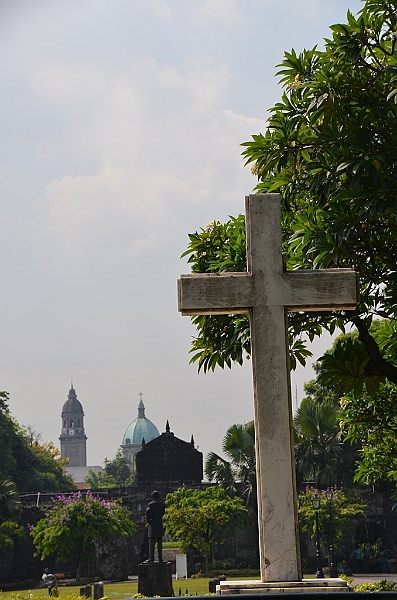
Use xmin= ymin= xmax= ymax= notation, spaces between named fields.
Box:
xmin=135 ymin=421 xmax=203 ymax=484
xmin=120 ymin=396 xmax=203 ymax=484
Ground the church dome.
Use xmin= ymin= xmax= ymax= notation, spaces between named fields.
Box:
xmin=62 ymin=385 xmax=84 ymax=415
xmin=122 ymin=399 xmax=159 ymax=446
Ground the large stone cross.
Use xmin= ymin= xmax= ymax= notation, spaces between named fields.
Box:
xmin=178 ymin=194 xmax=358 ymax=583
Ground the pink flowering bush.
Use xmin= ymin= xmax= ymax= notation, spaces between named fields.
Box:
xmin=30 ymin=492 xmax=136 ymax=579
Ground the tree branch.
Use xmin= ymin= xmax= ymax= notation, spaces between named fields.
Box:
xmin=354 ymin=316 xmax=397 ymax=384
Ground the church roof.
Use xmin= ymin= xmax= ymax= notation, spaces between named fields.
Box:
xmin=61 ymin=385 xmax=84 ymax=415
xmin=122 ymin=399 xmax=159 ymax=446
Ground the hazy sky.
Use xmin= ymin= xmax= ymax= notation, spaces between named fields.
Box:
xmin=1 ymin=0 xmax=362 ymax=468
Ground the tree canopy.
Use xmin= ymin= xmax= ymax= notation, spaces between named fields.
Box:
xmin=298 ymin=487 xmax=365 ymax=551
xmin=0 ymin=391 xmax=75 ymax=493
xmin=164 ymin=486 xmax=247 ymax=576
xmin=340 ymin=380 xmax=397 ymax=486
xmin=264 ymin=320 xmax=397 ymax=490
xmin=31 ymin=492 xmax=136 ymax=578
xmin=183 ymin=0 xmax=397 ymax=393
xmin=85 ymin=449 xmax=134 ymax=489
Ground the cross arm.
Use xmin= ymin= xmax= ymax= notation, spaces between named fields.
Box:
xmin=178 ymin=273 xmax=253 ymax=316
xmin=282 ymin=268 xmax=359 ymax=312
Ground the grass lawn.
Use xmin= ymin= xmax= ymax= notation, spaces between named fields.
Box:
xmin=0 ymin=577 xmax=262 ymax=599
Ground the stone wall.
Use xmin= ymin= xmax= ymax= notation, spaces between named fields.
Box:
xmin=2 ymin=487 xmax=396 ymax=584
xmin=299 ymin=490 xmax=397 ymax=570
xmin=0 ymin=483 xmax=209 ymax=584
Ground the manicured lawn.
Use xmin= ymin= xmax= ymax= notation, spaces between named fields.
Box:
xmin=0 ymin=577 xmax=261 ymax=599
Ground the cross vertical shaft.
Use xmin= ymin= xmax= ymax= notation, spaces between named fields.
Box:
xmin=246 ymin=195 xmax=300 ymax=580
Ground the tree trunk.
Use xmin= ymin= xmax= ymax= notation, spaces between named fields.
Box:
xmin=204 ymin=554 xmax=209 ymax=577
xmin=354 ymin=316 xmax=397 ymax=383
xmin=76 ymin=558 xmax=83 ymax=580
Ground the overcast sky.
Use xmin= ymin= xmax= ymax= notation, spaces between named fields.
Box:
xmin=1 ymin=0 xmax=362 ymax=469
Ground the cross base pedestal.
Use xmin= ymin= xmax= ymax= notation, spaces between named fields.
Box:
xmin=216 ymin=578 xmax=350 ymax=595
xmin=138 ymin=561 xmax=173 ymax=597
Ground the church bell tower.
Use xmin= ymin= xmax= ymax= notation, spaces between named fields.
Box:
xmin=59 ymin=384 xmax=87 ymax=467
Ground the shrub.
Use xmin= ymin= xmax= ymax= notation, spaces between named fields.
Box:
xmin=354 ymin=580 xmax=396 ymax=592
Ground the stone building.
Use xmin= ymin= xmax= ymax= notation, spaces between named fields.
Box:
xmin=121 ymin=394 xmax=160 ymax=467
xmin=59 ymin=384 xmax=87 ymax=467
xmin=59 ymin=384 xmax=102 ymax=487
xmin=135 ymin=421 xmax=203 ymax=484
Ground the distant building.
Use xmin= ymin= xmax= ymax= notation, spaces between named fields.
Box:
xmin=60 ymin=384 xmax=87 ymax=467
xmin=135 ymin=421 xmax=203 ymax=484
xmin=121 ymin=394 xmax=160 ymax=467
xmin=59 ymin=384 xmax=102 ymax=487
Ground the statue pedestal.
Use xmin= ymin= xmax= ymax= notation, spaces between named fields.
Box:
xmin=138 ymin=561 xmax=173 ymax=597
xmin=217 ymin=578 xmax=350 ymax=595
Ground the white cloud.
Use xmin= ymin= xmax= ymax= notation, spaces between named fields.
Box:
xmin=191 ymin=0 xmax=243 ymax=26
xmin=292 ymin=0 xmax=322 ymax=23
xmin=153 ymin=1 xmax=174 ymax=24
xmin=223 ymin=109 xmax=267 ymax=131
xmin=39 ymin=55 xmax=264 ymax=259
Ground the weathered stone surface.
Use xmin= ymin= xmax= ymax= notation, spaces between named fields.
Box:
xmin=178 ymin=194 xmax=358 ymax=583
xmin=209 ymin=576 xmax=226 ymax=593
xmin=217 ymin=578 xmax=349 ymax=595
xmin=138 ymin=561 xmax=173 ymax=597
xmin=79 ymin=585 xmax=92 ymax=598
xmin=93 ymin=583 xmax=104 ymax=600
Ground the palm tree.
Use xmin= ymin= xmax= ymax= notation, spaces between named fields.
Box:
xmin=0 ymin=478 xmax=23 ymax=560
xmin=205 ymin=422 xmax=256 ymax=499
xmin=0 ymin=478 xmax=19 ymax=522
xmin=294 ymin=397 xmax=357 ymax=487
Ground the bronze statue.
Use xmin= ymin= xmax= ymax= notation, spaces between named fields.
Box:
xmin=144 ymin=490 xmax=165 ymax=562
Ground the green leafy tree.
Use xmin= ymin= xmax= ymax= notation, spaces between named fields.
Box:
xmin=103 ymin=450 xmax=134 ymax=486
xmin=84 ymin=469 xmax=104 ymax=489
xmin=340 ymin=381 xmax=397 ymax=486
xmin=183 ymin=1 xmax=397 ymax=392
xmin=0 ymin=391 xmax=75 ymax=492
xmin=205 ymin=422 xmax=256 ymax=498
xmin=298 ymin=487 xmax=366 ymax=554
xmin=31 ymin=492 xmax=136 ymax=579
xmin=164 ymin=486 xmax=248 ymax=576
xmin=0 ymin=392 xmax=17 ymax=479
xmin=318 ymin=319 xmax=397 ymax=397
xmin=0 ymin=478 xmax=25 ymax=558
xmin=312 ymin=321 xmax=397 ymax=487
xmin=26 ymin=438 xmax=75 ymax=492
xmin=85 ymin=450 xmax=134 ymax=489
